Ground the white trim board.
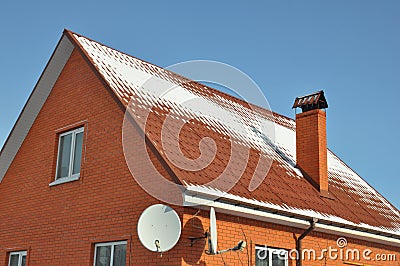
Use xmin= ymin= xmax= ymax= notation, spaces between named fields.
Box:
xmin=0 ymin=35 xmax=74 ymax=182
xmin=183 ymin=194 xmax=400 ymax=247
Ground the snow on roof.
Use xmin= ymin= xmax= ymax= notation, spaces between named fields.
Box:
xmin=12 ymin=31 xmax=390 ymax=237
xmin=70 ymin=31 xmax=400 ymax=236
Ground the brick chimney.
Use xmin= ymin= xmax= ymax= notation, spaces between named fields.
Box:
xmin=293 ymin=91 xmax=329 ymax=195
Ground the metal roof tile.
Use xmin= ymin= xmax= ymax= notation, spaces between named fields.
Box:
xmin=69 ymin=32 xmax=400 ymax=235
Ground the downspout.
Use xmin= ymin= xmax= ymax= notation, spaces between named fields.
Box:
xmin=296 ymin=218 xmax=318 ymax=266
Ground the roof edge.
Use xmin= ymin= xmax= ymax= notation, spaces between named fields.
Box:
xmin=65 ymin=30 xmax=185 ymax=187
xmin=184 ymin=191 xmax=400 ymax=247
xmin=62 ymin=30 xmax=126 ymax=106
xmin=327 ymin=149 xmax=400 ymax=216
xmin=0 ymin=33 xmax=75 ymax=182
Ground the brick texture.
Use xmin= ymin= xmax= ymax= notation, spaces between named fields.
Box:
xmin=0 ymin=49 xmax=398 ymax=266
xmin=295 ymin=109 xmax=328 ymax=192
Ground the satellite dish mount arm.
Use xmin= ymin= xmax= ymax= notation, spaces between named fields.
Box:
xmin=188 ymin=231 xmax=209 ymax=247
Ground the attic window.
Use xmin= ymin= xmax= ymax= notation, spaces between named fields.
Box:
xmin=51 ymin=127 xmax=84 ymax=185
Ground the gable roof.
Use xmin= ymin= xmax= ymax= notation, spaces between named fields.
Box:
xmin=1 ymin=30 xmax=399 ymax=246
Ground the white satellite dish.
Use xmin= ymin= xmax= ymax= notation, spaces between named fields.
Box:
xmin=137 ymin=204 xmax=181 ymax=254
xmin=208 ymin=207 xmax=218 ymax=254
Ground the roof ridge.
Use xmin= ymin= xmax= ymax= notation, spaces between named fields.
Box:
xmin=65 ymin=30 xmax=295 ymax=126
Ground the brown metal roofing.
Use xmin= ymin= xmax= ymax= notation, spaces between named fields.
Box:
xmin=64 ymin=30 xmax=400 ymax=235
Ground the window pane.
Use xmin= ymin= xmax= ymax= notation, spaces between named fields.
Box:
xmin=21 ymin=255 xmax=26 ymax=266
xmin=113 ymin=244 xmax=126 ymax=266
xmin=255 ymin=249 xmax=269 ymax=266
xmin=9 ymin=255 xmax=19 ymax=266
xmin=57 ymin=133 xmax=72 ymax=178
xmin=272 ymin=253 xmax=285 ymax=266
xmin=72 ymin=132 xmax=83 ymax=175
xmin=95 ymin=246 xmax=111 ymax=266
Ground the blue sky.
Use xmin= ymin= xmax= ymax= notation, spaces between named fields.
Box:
xmin=0 ymin=1 xmax=399 ymax=208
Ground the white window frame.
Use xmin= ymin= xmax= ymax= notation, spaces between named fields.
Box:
xmin=50 ymin=127 xmax=84 ymax=186
xmin=94 ymin=241 xmax=127 ymax=266
xmin=255 ymin=246 xmax=288 ymax=266
xmin=8 ymin=251 xmax=27 ymax=266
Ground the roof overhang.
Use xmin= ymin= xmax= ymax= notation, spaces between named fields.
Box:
xmin=0 ymin=34 xmax=74 ymax=182
xmin=183 ymin=189 xmax=400 ymax=247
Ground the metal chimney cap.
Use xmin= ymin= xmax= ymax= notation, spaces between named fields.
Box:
xmin=292 ymin=90 xmax=328 ymax=112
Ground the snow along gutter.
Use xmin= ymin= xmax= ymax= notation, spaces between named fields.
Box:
xmin=183 ymin=190 xmax=400 ymax=248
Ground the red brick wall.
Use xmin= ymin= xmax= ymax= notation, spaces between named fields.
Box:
xmin=295 ymin=109 xmax=328 ymax=192
xmin=0 ymin=49 xmax=398 ymax=266
xmin=0 ymin=48 xmax=183 ymax=265
xmin=182 ymin=208 xmax=399 ymax=266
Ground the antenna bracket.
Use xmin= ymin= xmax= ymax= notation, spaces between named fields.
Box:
xmin=188 ymin=232 xmax=208 ymax=246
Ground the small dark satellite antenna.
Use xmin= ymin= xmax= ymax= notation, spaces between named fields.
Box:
xmin=137 ymin=204 xmax=181 ymax=257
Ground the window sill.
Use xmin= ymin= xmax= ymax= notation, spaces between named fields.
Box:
xmin=49 ymin=175 xmax=80 ymax=187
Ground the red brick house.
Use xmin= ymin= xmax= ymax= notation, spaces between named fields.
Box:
xmin=0 ymin=30 xmax=399 ymax=266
